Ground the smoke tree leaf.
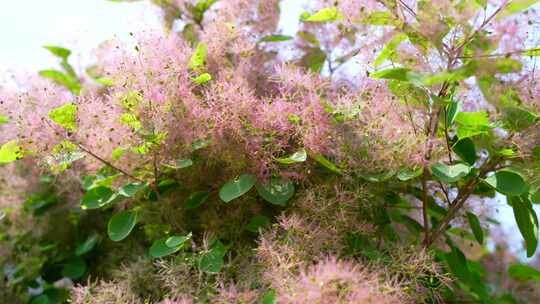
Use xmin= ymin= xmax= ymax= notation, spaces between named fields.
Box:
xmin=189 ymin=42 xmax=208 ymax=70
xmin=61 ymin=256 xmax=87 ymax=279
xmin=275 ymin=149 xmax=307 ymax=164
xmin=185 ymin=191 xmax=211 ymax=210
xmin=312 ymin=153 xmax=342 ymax=174
xmin=508 ymin=264 xmax=540 ymax=282
xmin=255 ymin=178 xmax=295 ymax=206
xmin=260 ymin=35 xmax=293 ymax=42
xmin=431 ymin=163 xmax=471 ymax=183
xmin=497 ymin=0 xmax=540 ymax=19
xmin=0 ymin=140 xmax=23 ymax=164
xmin=466 ymin=212 xmax=484 ymax=245
xmin=484 ymin=171 xmax=527 ymax=196
xmin=81 ymin=186 xmax=117 ymax=210
xmin=300 ymin=7 xmax=344 ymax=22
xmin=75 ymin=233 xmax=100 ymax=256
xmin=118 ymin=182 xmax=149 ymax=197
xmin=452 ymin=138 xmax=476 ymax=166
xmin=219 ymin=174 xmax=256 ymax=203
xmin=509 ymin=196 xmax=539 ymax=257
xmin=107 ymin=210 xmax=138 ymax=242
xmin=43 ymin=45 xmax=71 ymax=60
xmin=245 ymin=215 xmax=271 ymax=233
xmin=39 ymin=70 xmax=81 ymax=95
xmin=48 ymin=103 xmax=78 ymax=132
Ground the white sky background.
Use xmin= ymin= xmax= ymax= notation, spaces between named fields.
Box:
xmin=0 ymin=0 xmax=537 ymax=261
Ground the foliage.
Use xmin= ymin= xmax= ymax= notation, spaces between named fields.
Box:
xmin=1 ymin=0 xmax=540 ymax=303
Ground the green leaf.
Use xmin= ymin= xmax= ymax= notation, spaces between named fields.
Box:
xmin=191 ymin=72 xmax=212 ymax=85
xmin=497 ymin=0 xmax=540 ymax=19
xmin=30 ymin=295 xmax=51 ymax=304
xmin=107 ymin=210 xmax=138 ymax=242
xmin=523 ymin=47 xmax=540 ymax=57
xmin=484 ymin=170 xmax=527 ymax=196
xmin=39 ymin=70 xmax=81 ymax=95
xmin=374 ymin=34 xmax=407 ymax=67
xmin=300 ymin=47 xmax=326 ymax=73
xmin=48 ymin=103 xmax=78 ymax=132
xmin=165 ymin=233 xmax=192 ymax=248
xmin=43 ymin=45 xmax=71 ymax=60
xmin=446 ymin=100 xmax=461 ymax=126
xmin=61 ymin=256 xmax=87 ymax=279
xmin=455 ymin=111 xmax=492 ymax=139
xmin=199 ymin=241 xmax=227 ymax=273
xmin=431 ymin=163 xmax=471 ymax=183
xmin=260 ymin=35 xmax=293 ymax=42
xmin=120 ymin=113 xmax=141 ymax=130
xmin=502 ymin=106 xmax=538 ymax=132
xmin=275 ymin=149 xmax=307 ymax=164
xmin=150 ymin=236 xmax=187 ymax=258
xmin=445 ymin=246 xmax=489 ymax=298
xmin=75 ymin=233 xmax=99 ymax=256
xmin=532 ymin=191 xmax=540 ymax=204
xmin=300 ymin=7 xmax=344 ymax=22
xmin=164 ymin=158 xmax=193 ymax=169
xmin=255 ymin=178 xmax=295 ymax=206
xmin=0 ymin=114 xmax=9 ymax=124
xmin=189 ymin=42 xmax=207 ymax=70
xmin=509 ymin=196 xmax=539 ymax=257
xmin=246 ymin=215 xmax=271 ymax=233
xmin=185 ymin=191 xmax=211 ymax=210
xmin=508 ymin=264 xmax=540 ymax=282
xmin=466 ymin=212 xmax=484 ymax=245
xmin=259 ymin=290 xmax=277 ymax=304
xmin=219 ymin=173 xmax=256 ymax=203
xmin=360 ymin=11 xmax=399 ymax=26
xmin=452 ymin=138 xmax=477 ymax=166
xmin=312 ymin=153 xmax=342 ymax=174
xmin=118 ymin=182 xmax=148 ymax=197
xmin=474 ymin=0 xmax=487 ymax=8
xmin=0 ymin=140 xmax=23 ymax=164
xmin=81 ymin=186 xmax=117 ymax=209
xmin=371 ymin=67 xmax=411 ymax=81
xmin=396 ymin=167 xmax=423 ymax=181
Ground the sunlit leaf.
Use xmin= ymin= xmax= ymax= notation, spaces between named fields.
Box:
xmin=48 ymin=103 xmax=78 ymax=132
xmin=0 ymin=140 xmax=23 ymax=164
xmin=43 ymin=45 xmax=71 ymax=60
xmin=300 ymin=7 xmax=344 ymax=22
xmin=189 ymin=42 xmax=207 ymax=70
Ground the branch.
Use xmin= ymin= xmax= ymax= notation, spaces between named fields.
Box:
xmin=77 ymin=144 xmax=144 ymax=183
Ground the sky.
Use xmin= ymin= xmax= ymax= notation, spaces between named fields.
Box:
xmin=0 ymin=0 xmax=161 ymax=77
xmin=0 ymin=0 xmax=537 ymax=261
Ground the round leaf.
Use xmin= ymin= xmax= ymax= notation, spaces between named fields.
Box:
xmin=150 ymin=237 xmax=187 ymax=258
xmin=255 ymin=178 xmax=295 ymax=206
xmin=185 ymin=191 xmax=211 ymax=210
xmin=61 ymin=256 xmax=87 ymax=279
xmin=75 ymin=233 xmax=99 ymax=256
xmin=484 ymin=170 xmax=527 ymax=196
xmin=81 ymin=186 xmax=117 ymax=209
xmin=165 ymin=233 xmax=192 ymax=248
xmin=245 ymin=215 xmax=271 ymax=233
xmin=219 ymin=174 xmax=256 ymax=203
xmin=431 ymin=163 xmax=471 ymax=183
xmin=199 ymin=250 xmax=224 ymax=273
xmin=508 ymin=264 xmax=540 ymax=282
xmin=275 ymin=149 xmax=307 ymax=164
xmin=118 ymin=182 xmax=148 ymax=197
xmin=107 ymin=210 xmax=138 ymax=242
